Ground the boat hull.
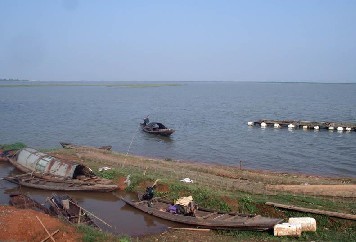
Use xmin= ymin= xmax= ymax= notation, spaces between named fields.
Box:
xmin=5 ymin=174 xmax=117 ymax=192
xmin=121 ymin=197 xmax=283 ymax=231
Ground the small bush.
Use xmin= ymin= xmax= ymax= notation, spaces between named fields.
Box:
xmin=97 ymin=169 xmax=120 ymax=180
xmin=0 ymin=142 xmax=26 ymax=151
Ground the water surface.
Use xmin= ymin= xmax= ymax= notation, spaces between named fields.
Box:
xmin=1 ymin=81 xmax=355 ymax=177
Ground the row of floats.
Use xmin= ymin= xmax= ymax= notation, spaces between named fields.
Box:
xmin=248 ymin=120 xmax=356 ymax=132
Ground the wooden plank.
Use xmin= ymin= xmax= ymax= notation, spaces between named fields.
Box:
xmin=266 ymin=202 xmax=356 ymax=220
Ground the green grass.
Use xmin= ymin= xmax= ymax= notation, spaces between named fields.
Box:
xmin=77 ymin=225 xmax=130 ymax=242
xmin=0 ymin=142 xmax=27 ymax=151
xmin=49 ymin=149 xmax=356 ymax=241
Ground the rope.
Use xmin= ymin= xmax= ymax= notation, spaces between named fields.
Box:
xmin=125 ymin=125 xmax=140 ymax=156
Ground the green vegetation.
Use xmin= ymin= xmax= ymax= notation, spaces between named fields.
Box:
xmin=97 ymin=169 xmax=121 ymax=180
xmin=0 ymin=78 xmax=29 ymax=82
xmin=0 ymin=142 xmax=27 ymax=151
xmin=50 ymin=148 xmax=356 ymax=241
xmin=77 ymin=225 xmax=130 ymax=242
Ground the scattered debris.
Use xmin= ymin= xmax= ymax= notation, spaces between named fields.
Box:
xmin=98 ymin=166 xmax=112 ymax=172
xmin=180 ymin=178 xmax=194 ymax=183
xmin=124 ymin=174 xmax=131 ymax=186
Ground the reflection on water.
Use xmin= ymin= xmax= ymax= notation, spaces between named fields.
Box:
xmin=0 ymin=162 xmax=177 ymax=236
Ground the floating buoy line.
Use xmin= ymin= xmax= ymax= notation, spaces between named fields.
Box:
xmin=248 ymin=120 xmax=356 ymax=132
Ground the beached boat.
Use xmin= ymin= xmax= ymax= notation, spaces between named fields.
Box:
xmin=140 ymin=122 xmax=175 ymax=136
xmin=121 ymin=197 xmax=283 ymax=231
xmin=5 ymin=148 xmax=117 ymax=192
xmin=4 ymin=173 xmax=117 ymax=192
xmin=9 ymin=193 xmax=53 ymax=214
xmin=60 ymin=142 xmax=112 ymax=151
xmin=47 ymin=194 xmax=99 ymax=228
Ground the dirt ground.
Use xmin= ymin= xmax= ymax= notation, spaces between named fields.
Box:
xmin=0 ymin=206 xmax=82 ymax=242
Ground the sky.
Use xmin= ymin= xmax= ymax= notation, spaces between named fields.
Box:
xmin=0 ymin=0 xmax=355 ymax=82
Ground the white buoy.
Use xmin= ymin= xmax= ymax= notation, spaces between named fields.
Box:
xmin=302 ymin=126 xmax=308 ymax=129
xmin=346 ymin=127 xmax=352 ymax=131
xmin=314 ymin=126 xmax=319 ymax=130
xmin=288 ymin=124 xmax=295 ymax=129
xmin=247 ymin=121 xmax=254 ymax=126
xmin=337 ymin=127 xmax=344 ymax=131
xmin=274 ymin=123 xmax=280 ymax=128
xmin=261 ymin=122 xmax=267 ymax=128
xmin=328 ymin=127 xmax=334 ymax=130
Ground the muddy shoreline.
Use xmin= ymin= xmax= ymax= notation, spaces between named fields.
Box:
xmin=1 ymin=147 xmax=355 ymax=241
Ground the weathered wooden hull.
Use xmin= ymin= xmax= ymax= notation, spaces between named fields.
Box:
xmin=48 ymin=194 xmax=99 ymax=228
xmin=121 ymin=198 xmax=283 ymax=231
xmin=6 ymin=148 xmax=117 ymax=192
xmin=9 ymin=193 xmax=53 ymax=214
xmin=140 ymin=124 xmax=175 ymax=136
xmin=60 ymin=142 xmax=112 ymax=151
xmin=5 ymin=174 xmax=118 ymax=192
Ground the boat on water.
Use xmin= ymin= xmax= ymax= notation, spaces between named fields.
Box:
xmin=140 ymin=122 xmax=175 ymax=136
xmin=4 ymin=173 xmax=117 ymax=192
xmin=5 ymin=148 xmax=117 ymax=192
xmin=9 ymin=193 xmax=53 ymax=214
xmin=48 ymin=194 xmax=99 ymax=228
xmin=60 ymin=142 xmax=112 ymax=151
xmin=121 ymin=197 xmax=283 ymax=231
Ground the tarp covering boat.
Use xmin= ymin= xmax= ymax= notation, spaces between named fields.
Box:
xmin=11 ymin=148 xmax=94 ymax=179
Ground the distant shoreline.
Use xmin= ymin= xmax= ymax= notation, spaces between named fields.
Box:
xmin=1 ymin=79 xmax=355 ymax=84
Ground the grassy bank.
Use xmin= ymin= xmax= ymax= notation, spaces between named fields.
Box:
xmin=48 ymin=147 xmax=355 ymax=241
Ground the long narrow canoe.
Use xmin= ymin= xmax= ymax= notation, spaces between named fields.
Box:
xmin=121 ymin=197 xmax=283 ymax=231
xmin=5 ymin=173 xmax=117 ymax=192
xmin=60 ymin=142 xmax=112 ymax=151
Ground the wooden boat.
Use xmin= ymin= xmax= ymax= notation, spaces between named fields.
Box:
xmin=121 ymin=197 xmax=283 ymax=231
xmin=4 ymin=173 xmax=117 ymax=192
xmin=60 ymin=142 xmax=112 ymax=151
xmin=47 ymin=194 xmax=99 ymax=228
xmin=5 ymin=148 xmax=117 ymax=192
xmin=140 ymin=122 xmax=175 ymax=136
xmin=9 ymin=193 xmax=53 ymax=214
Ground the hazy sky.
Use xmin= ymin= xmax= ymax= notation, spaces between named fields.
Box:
xmin=0 ymin=0 xmax=355 ymax=82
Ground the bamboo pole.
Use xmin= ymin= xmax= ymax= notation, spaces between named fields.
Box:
xmin=78 ymin=207 xmax=81 ymax=224
xmin=265 ymin=202 xmax=356 ymax=220
xmin=40 ymin=229 xmax=60 ymax=242
xmin=36 ymin=216 xmax=56 ymax=242
xmin=69 ymin=200 xmax=111 ymax=227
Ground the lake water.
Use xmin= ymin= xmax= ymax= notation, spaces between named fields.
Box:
xmin=1 ymin=81 xmax=355 ymax=177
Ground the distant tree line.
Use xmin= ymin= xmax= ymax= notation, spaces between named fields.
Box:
xmin=0 ymin=78 xmax=29 ymax=82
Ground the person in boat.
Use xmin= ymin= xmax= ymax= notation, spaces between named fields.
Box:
xmin=141 ymin=179 xmax=159 ymax=201
xmin=142 ymin=185 xmax=155 ymax=201
xmin=143 ymin=115 xmax=150 ymax=126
